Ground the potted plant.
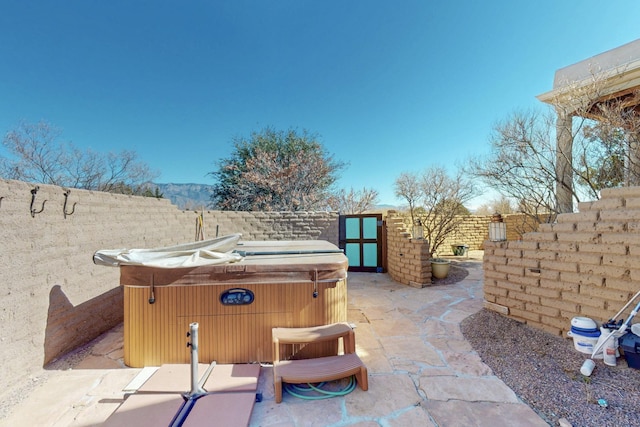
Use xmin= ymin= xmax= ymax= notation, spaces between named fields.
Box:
xmin=430 ymin=258 xmax=451 ymax=279
xmin=451 ymin=244 xmax=468 ymax=256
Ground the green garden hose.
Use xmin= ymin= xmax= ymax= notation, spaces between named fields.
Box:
xmin=283 ymin=376 xmax=357 ymax=400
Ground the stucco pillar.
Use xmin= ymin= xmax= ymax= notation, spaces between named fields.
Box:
xmin=555 ymin=111 xmax=574 ymax=213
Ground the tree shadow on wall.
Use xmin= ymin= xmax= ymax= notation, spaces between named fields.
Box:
xmin=44 ymin=285 xmax=123 ymax=368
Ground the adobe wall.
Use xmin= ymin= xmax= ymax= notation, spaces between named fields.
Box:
xmin=395 ymin=213 xmax=531 ymax=255
xmin=385 ymin=211 xmax=431 ymax=287
xmin=200 ymin=210 xmax=338 ymax=242
xmin=0 ymin=179 xmax=338 ymax=403
xmin=483 ymin=187 xmax=640 ymax=336
xmin=383 ymin=211 xmax=536 ymax=288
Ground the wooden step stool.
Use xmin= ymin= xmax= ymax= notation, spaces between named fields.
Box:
xmin=272 ymin=322 xmax=368 ymax=403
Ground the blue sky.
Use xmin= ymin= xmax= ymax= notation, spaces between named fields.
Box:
xmin=1 ymin=1 xmax=640 ymax=207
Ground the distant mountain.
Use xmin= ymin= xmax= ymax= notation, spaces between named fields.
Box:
xmin=367 ymin=205 xmax=403 ymax=216
xmin=153 ymin=183 xmax=215 ymax=210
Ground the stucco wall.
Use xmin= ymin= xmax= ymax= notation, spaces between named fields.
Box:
xmin=483 ymin=186 xmax=640 ymax=336
xmin=0 ymin=179 xmax=338 ymax=403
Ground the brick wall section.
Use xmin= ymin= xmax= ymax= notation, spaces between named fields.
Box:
xmin=384 ymin=211 xmax=535 ymax=288
xmin=0 ymin=179 xmax=338 ymax=403
xmin=385 ymin=211 xmax=431 ymax=287
xmin=483 ymin=186 xmax=640 ymax=336
xmin=396 ymin=213 xmax=533 ymax=254
xmin=201 ymin=210 xmax=338 ymax=243
xmin=443 ymin=215 xmax=491 ymax=252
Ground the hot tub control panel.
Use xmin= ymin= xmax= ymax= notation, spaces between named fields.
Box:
xmin=220 ymin=288 xmax=255 ymax=305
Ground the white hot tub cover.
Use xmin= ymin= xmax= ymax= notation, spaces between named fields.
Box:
xmin=93 ymin=234 xmax=244 ymax=268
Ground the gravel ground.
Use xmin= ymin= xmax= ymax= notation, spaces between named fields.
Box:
xmin=461 ymin=309 xmax=640 ymax=427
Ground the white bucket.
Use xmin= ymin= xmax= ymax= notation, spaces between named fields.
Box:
xmin=571 ymin=316 xmax=597 ymax=330
xmin=567 ymin=329 xmax=600 ymax=354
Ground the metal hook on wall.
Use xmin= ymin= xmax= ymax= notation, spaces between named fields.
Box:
xmin=63 ymin=189 xmax=76 ymax=218
xmin=30 ymin=186 xmax=47 ymax=218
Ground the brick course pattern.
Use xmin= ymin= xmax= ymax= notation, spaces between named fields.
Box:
xmin=0 ymin=179 xmax=338 ymax=404
xmin=395 ymin=212 xmax=533 ymax=254
xmin=385 ymin=211 xmax=431 ymax=287
xmin=484 ymin=186 xmax=640 ymax=337
xmin=383 ymin=211 xmax=536 ymax=288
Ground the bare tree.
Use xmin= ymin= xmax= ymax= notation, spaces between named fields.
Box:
xmin=1 ymin=121 xmax=67 ymax=184
xmin=467 ymin=87 xmax=640 ymax=223
xmin=468 ymin=67 xmax=640 ymax=223
xmin=0 ymin=121 xmax=158 ymax=194
xmin=474 ymin=195 xmax=517 ymax=215
xmin=328 ymin=187 xmax=379 ymax=214
xmin=579 ymin=91 xmax=640 ymax=187
xmin=210 ymin=127 xmax=346 ymax=211
xmin=466 ymin=109 xmax=560 ymax=222
xmin=393 ymin=172 xmax=421 ymax=226
xmin=394 ymin=166 xmax=475 ymax=255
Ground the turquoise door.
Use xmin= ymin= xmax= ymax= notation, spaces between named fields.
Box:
xmin=339 ymin=214 xmax=383 ymax=272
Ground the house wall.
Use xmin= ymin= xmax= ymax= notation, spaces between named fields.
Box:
xmin=0 ymin=179 xmax=338 ymax=404
xmin=483 ymin=186 xmax=640 ymax=336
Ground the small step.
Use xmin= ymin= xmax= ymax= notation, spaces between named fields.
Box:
xmin=273 ymin=353 xmax=368 ymax=403
xmin=272 ymin=322 xmax=355 ymax=355
xmin=271 ymin=323 xmax=367 ymax=403
xmin=272 ymin=322 xmax=353 ymax=344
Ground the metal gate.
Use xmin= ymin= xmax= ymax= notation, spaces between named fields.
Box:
xmin=339 ymin=214 xmax=385 ymax=272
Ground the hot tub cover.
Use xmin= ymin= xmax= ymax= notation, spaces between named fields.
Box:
xmin=93 ymin=234 xmax=244 ymax=268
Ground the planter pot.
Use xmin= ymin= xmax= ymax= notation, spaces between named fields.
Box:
xmin=451 ymin=244 xmax=468 ymax=256
xmin=430 ymin=259 xmax=451 ymax=279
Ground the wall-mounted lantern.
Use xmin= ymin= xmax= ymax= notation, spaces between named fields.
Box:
xmin=413 ymin=219 xmax=424 ymax=239
xmin=489 ymin=213 xmax=507 ymax=242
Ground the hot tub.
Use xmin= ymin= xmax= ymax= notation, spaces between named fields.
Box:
xmin=95 ymin=236 xmax=349 ymax=367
